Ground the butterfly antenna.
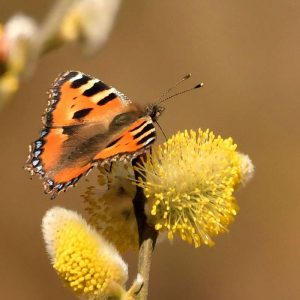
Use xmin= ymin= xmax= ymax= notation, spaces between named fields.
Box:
xmin=157 ymin=73 xmax=192 ymax=103
xmin=158 ymin=82 xmax=204 ymax=105
xmin=155 ymin=121 xmax=167 ymax=141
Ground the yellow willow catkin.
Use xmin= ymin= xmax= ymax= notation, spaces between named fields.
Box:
xmin=134 ymin=129 xmax=254 ymax=247
xmin=42 ymin=207 xmax=129 ymax=299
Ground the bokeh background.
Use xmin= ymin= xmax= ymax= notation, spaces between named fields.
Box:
xmin=1 ymin=0 xmax=299 ymax=299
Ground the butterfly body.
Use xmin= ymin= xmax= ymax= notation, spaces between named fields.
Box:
xmin=25 ymin=71 xmax=158 ymax=198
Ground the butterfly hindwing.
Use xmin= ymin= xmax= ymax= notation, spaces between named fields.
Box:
xmin=93 ymin=116 xmax=156 ymax=161
xmin=25 ymin=125 xmax=94 ymax=197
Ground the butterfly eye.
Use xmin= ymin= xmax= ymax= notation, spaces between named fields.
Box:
xmin=110 ymin=113 xmax=135 ymax=128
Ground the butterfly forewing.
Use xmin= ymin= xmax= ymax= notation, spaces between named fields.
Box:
xmin=44 ymin=71 xmax=131 ymax=127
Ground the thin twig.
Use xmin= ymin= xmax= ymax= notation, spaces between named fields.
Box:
xmin=132 ymin=156 xmax=158 ymax=300
xmin=24 ymin=0 xmax=76 ymax=77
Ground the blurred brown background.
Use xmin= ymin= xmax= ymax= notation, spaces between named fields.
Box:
xmin=0 ymin=0 xmax=299 ymax=299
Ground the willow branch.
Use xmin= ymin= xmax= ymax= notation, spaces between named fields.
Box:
xmin=132 ymin=156 xmax=158 ymax=300
xmin=24 ymin=0 xmax=76 ymax=77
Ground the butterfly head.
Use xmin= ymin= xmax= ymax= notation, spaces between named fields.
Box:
xmin=146 ymin=104 xmax=165 ymax=122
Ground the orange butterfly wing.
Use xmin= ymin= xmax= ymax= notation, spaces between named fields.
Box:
xmin=25 ymin=71 xmax=156 ymax=198
xmin=44 ymin=71 xmax=131 ymax=127
xmin=93 ymin=117 xmax=156 ymax=160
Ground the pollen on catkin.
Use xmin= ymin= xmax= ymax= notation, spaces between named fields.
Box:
xmin=134 ymin=129 xmax=254 ymax=248
xmin=83 ymin=163 xmax=139 ymax=253
xmin=42 ymin=207 xmax=128 ymax=299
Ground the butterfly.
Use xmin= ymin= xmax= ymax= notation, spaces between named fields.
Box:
xmin=25 ymin=71 xmax=165 ymax=198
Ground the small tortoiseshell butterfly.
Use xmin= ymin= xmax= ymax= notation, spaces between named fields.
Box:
xmin=25 ymin=71 xmax=202 ymax=198
xmin=25 ymin=71 xmax=166 ymax=198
